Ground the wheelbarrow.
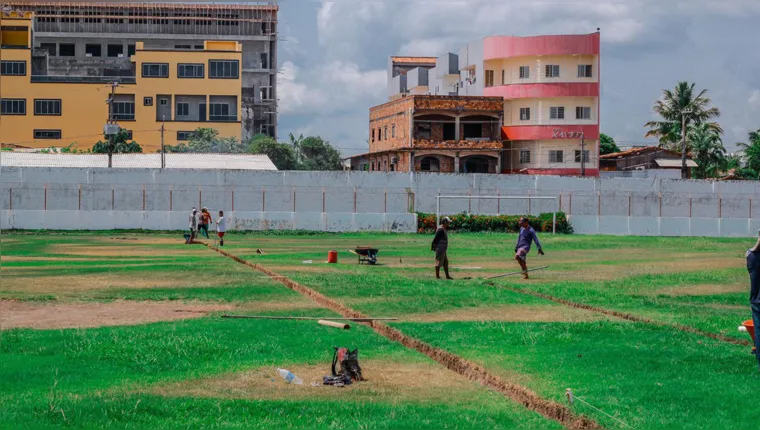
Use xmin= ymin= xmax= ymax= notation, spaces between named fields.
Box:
xmin=348 ymin=247 xmax=379 ymax=265
xmin=740 ymin=320 xmax=756 ymax=355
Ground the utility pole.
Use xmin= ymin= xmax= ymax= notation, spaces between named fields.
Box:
xmin=105 ymin=82 xmax=120 ymax=168
xmin=680 ymin=111 xmax=691 ymax=179
xmin=580 ymin=132 xmax=586 ymax=177
xmin=161 ymin=115 xmax=166 ymax=169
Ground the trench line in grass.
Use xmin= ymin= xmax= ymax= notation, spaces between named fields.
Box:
xmin=202 ymin=243 xmax=602 ymax=430
xmin=488 ymin=283 xmax=750 ymax=347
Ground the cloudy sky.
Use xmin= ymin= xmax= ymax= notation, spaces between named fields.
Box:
xmin=276 ymin=0 xmax=760 ymax=155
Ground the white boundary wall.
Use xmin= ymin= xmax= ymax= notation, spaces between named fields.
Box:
xmin=0 ymin=167 xmax=759 ymax=236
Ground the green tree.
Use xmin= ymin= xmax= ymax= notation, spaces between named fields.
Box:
xmin=688 ymin=123 xmax=726 ymax=179
xmin=297 ymin=136 xmax=343 ymax=171
xmin=599 ymin=133 xmax=620 ymax=155
xmin=736 ymin=129 xmax=760 ymax=179
xmin=644 ymin=81 xmax=722 ymax=178
xmin=288 ymin=132 xmax=304 ymax=163
xmin=92 ymin=128 xmax=142 ymax=167
xmin=164 ymin=128 xmax=246 ymax=154
xmin=248 ymin=134 xmax=297 ymax=170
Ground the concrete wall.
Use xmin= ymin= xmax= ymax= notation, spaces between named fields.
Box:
xmin=0 ymin=167 xmax=758 ymax=237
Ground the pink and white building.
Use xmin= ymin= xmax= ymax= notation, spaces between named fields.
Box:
xmin=458 ymin=33 xmax=600 ymax=175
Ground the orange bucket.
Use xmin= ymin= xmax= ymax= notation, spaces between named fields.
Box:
xmin=743 ymin=320 xmax=756 ymax=344
xmin=327 ymin=250 xmax=338 ymax=264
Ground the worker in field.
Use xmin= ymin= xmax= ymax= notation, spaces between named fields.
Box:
xmin=514 ymin=217 xmax=544 ymax=279
xmin=186 ymin=207 xmax=198 ymax=244
xmin=199 ymin=207 xmax=213 ymax=239
xmin=746 ymin=233 xmax=760 ymax=370
xmin=431 ymin=216 xmax=453 ymax=280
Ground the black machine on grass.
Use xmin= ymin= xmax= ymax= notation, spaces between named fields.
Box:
xmin=348 ymin=247 xmax=379 ymax=265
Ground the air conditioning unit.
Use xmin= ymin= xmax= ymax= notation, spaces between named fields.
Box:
xmin=391 ymin=157 xmax=398 ymax=165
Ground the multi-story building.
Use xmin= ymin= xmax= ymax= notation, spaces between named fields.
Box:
xmin=0 ymin=10 xmax=242 ymax=152
xmin=3 ymin=1 xmax=277 ymax=141
xmin=351 ymin=32 xmax=601 ymax=176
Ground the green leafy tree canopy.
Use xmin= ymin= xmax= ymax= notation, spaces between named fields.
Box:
xmin=600 ymin=133 xmax=620 ymax=155
xmin=248 ymin=134 xmax=297 ymax=170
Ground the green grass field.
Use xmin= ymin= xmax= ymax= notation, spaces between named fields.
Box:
xmin=1 ymin=231 xmax=758 ymax=429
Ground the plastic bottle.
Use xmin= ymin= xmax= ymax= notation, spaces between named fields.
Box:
xmin=277 ymin=368 xmax=303 ymax=385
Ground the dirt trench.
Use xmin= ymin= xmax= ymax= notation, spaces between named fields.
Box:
xmin=204 ymin=244 xmax=600 ymax=430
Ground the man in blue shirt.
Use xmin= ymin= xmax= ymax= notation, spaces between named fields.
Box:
xmin=746 ymin=233 xmax=760 ymax=371
xmin=514 ymin=217 xmax=544 ymax=279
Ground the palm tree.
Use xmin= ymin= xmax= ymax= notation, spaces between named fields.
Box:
xmin=737 ymin=129 xmax=760 ymax=177
xmin=288 ymin=133 xmax=304 ymax=163
xmin=644 ymin=81 xmax=722 ymax=178
xmin=688 ymin=123 xmax=725 ymax=179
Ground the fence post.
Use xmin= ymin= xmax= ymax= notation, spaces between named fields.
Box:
xmin=468 ymin=190 xmax=472 ymax=214
xmin=322 ymin=187 xmax=326 ymax=213
xmin=232 ymin=189 xmax=235 ymax=212
xmin=384 ymin=189 xmax=388 ymax=213
xmin=292 ymin=187 xmax=296 ymax=213
xmin=199 ymin=188 xmax=202 ymax=209
xmin=78 ymin=184 xmax=81 ymax=211
xmin=111 ymin=187 xmax=114 ymax=211
xmin=142 ymin=185 xmax=146 ymax=211
xmin=44 ymin=184 xmax=47 ymax=211
xmin=354 ymin=187 xmax=357 ymax=213
xmin=262 ymin=186 xmax=266 ymax=212
xmin=169 ymin=187 xmax=173 ymax=212
xmin=497 ymin=190 xmax=501 ymax=214
xmin=9 ymin=187 xmax=12 ymax=211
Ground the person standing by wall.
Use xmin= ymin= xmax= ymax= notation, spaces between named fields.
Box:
xmin=431 ymin=217 xmax=453 ymax=280
xmin=186 ymin=208 xmax=199 ymax=244
xmin=199 ymin=207 xmax=213 ymax=239
xmin=216 ymin=210 xmax=226 ymax=247
xmin=746 ymin=233 xmax=760 ymax=371
xmin=514 ymin=217 xmax=544 ymax=279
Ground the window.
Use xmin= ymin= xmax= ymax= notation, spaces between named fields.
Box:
xmin=519 ymin=66 xmax=530 ymax=79
xmin=85 ymin=44 xmax=101 ymax=57
xmin=371 ymin=128 xmax=375 ymax=142
xmin=34 ymin=99 xmax=61 ymax=116
xmin=178 ymin=63 xmax=204 ymax=78
xmin=443 ymin=123 xmax=456 ymax=140
xmin=575 ymin=150 xmax=591 ymax=163
xmin=34 ymin=129 xmax=61 ymax=140
xmin=160 ymin=98 xmax=168 ymax=106
xmin=177 ymin=131 xmax=194 ymax=141
xmin=210 ymin=103 xmax=233 ymax=121
xmin=59 ymin=44 xmax=76 ymax=57
xmin=550 ymin=106 xmax=565 ymax=120
xmin=144 ymin=97 xmax=153 ymax=106
xmin=519 ymin=108 xmax=531 ymax=121
xmin=123 ymin=130 xmax=133 ymax=140
xmin=176 ymin=102 xmax=190 ymax=117
xmin=40 ymin=43 xmax=56 ymax=56
xmin=175 ymin=44 xmax=192 ymax=50
xmin=107 ymin=44 xmax=124 ymax=57
xmin=383 ymin=126 xmax=388 ymax=140
xmin=0 ymin=99 xmax=26 ymax=115
xmin=501 ymin=70 xmax=505 ymax=85
xmin=576 ymin=106 xmax=591 ymax=120
xmin=208 ymin=60 xmax=239 ymax=79
xmin=519 ymin=150 xmax=531 ymax=164
xmin=142 ymin=63 xmax=169 ymax=78
xmin=578 ymin=64 xmax=593 ymax=78
xmin=420 ymin=157 xmax=440 ymax=172
xmin=417 ymin=123 xmax=431 ymax=139
xmin=549 ymin=150 xmax=564 ymax=163
xmin=545 ymin=64 xmax=560 ymax=78
xmin=485 ymin=70 xmax=494 ymax=87
xmin=391 ymin=124 xmax=396 ymax=138
xmin=112 ymin=101 xmax=135 ymax=120
xmin=0 ymin=61 xmax=26 ymax=76
xmin=127 ymin=44 xmax=136 ymax=57
xmin=194 ymin=45 xmax=204 ymax=50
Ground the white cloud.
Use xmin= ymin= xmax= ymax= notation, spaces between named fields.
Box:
xmin=277 ymin=61 xmax=325 ymax=115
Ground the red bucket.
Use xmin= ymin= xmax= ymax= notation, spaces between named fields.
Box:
xmin=327 ymin=250 xmax=338 ymax=264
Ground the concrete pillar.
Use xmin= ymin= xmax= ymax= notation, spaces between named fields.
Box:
xmin=454 ymin=151 xmax=460 ymax=173
xmin=497 ymin=150 xmax=503 ymax=173
xmin=409 ymin=152 xmax=415 ymax=173
xmin=454 ymin=116 xmax=460 ymax=142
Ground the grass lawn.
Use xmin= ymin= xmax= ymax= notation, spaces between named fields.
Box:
xmin=1 ymin=231 xmax=758 ymax=429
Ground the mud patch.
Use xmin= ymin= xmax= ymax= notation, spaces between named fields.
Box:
xmin=0 ymin=300 xmax=233 ymax=330
xmin=153 ymin=360 xmax=480 ymax=404
xmin=406 ymin=305 xmax=613 ymax=323
xmin=654 ymin=284 xmax=746 ymax=296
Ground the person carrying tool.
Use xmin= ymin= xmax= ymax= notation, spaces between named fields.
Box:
xmin=514 ymin=217 xmax=544 ymax=279
xmin=186 ymin=207 xmax=199 ymax=244
xmin=746 ymin=232 xmax=760 ymax=371
xmin=431 ymin=217 xmax=453 ymax=280
xmin=198 ymin=207 xmax=213 ymax=239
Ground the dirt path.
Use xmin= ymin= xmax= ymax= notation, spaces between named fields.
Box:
xmin=204 ymin=244 xmax=600 ymax=430
xmin=0 ymin=300 xmax=233 ymax=330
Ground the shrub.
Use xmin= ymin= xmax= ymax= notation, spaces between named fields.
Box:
xmin=416 ymin=211 xmax=572 ymax=234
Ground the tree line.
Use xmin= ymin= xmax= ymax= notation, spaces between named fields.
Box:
xmin=65 ymin=128 xmax=344 ymax=171
xmin=601 ymin=81 xmax=760 ymax=180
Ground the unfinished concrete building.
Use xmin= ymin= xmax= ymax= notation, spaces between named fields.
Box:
xmin=7 ymin=1 xmax=279 ymax=140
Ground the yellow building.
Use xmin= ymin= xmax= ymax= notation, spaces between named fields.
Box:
xmin=0 ymin=12 xmax=242 ymax=152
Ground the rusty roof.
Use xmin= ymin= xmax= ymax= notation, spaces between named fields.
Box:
xmin=391 ymin=56 xmax=437 ymax=65
xmin=600 ymin=146 xmax=683 ymax=160
xmin=8 ymin=2 xmax=278 ymax=11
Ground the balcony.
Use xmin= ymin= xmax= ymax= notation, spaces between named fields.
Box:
xmin=209 ymin=114 xmax=238 ymax=122
xmin=30 ymin=75 xmax=136 ymax=84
